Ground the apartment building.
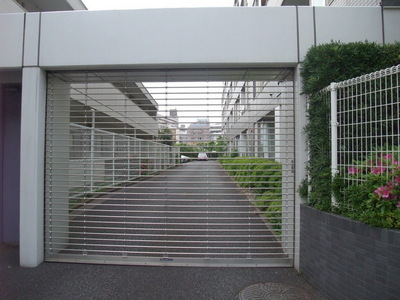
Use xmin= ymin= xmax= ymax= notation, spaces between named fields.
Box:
xmin=234 ymin=0 xmax=310 ymax=6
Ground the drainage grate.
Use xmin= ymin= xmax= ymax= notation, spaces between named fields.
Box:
xmin=239 ymin=283 xmax=310 ymax=300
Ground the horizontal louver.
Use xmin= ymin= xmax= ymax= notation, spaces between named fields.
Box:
xmin=45 ymin=69 xmax=295 ymax=267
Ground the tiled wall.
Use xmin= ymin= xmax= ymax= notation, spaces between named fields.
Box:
xmin=300 ymin=205 xmax=400 ymax=300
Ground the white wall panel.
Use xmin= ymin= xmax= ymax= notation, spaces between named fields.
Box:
xmin=384 ymin=9 xmax=400 ymax=43
xmin=297 ymin=7 xmax=315 ymax=62
xmin=0 ymin=0 xmax=24 ymax=13
xmin=23 ymin=13 xmax=40 ymax=66
xmin=315 ymin=7 xmax=383 ymax=45
xmin=39 ymin=8 xmax=299 ymax=68
xmin=0 ymin=13 xmax=24 ymax=68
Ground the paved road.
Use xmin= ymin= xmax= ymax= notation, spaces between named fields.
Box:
xmin=1 ymin=244 xmax=328 ymax=300
xmin=62 ymin=160 xmax=287 ymax=265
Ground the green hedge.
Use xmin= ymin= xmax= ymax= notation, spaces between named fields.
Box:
xmin=219 ymin=157 xmax=282 ymax=232
xmin=301 ymin=41 xmax=400 ymax=224
xmin=301 ymin=41 xmax=400 ymax=96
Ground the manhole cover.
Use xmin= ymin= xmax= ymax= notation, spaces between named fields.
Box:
xmin=239 ymin=283 xmax=310 ymax=300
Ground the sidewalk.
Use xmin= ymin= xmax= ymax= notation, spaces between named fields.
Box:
xmin=1 ymin=245 xmax=328 ymax=300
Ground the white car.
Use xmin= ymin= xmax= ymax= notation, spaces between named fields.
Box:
xmin=180 ymin=155 xmax=190 ymax=163
xmin=197 ymin=152 xmax=208 ymax=161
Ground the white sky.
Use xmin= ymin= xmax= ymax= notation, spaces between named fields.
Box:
xmin=145 ymin=82 xmax=224 ymax=126
xmin=82 ymin=0 xmax=234 ymax=10
xmin=312 ymin=0 xmax=325 ymax=5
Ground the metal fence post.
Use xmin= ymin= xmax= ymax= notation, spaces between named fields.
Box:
xmin=90 ymin=109 xmax=95 ymax=192
xmin=112 ymin=133 xmax=115 ymax=185
xmin=330 ymin=82 xmax=338 ymax=207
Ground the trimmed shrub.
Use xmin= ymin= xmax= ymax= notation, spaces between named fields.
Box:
xmin=219 ymin=157 xmax=282 ymax=233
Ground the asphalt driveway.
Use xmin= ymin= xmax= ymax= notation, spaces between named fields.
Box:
xmin=62 ymin=160 xmax=286 ymax=265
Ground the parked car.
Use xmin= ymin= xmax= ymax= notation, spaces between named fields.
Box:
xmin=197 ymin=152 xmax=208 ymax=161
xmin=180 ymin=155 xmax=190 ymax=163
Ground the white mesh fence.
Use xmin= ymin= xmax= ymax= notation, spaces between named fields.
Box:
xmin=330 ymin=65 xmax=400 ymax=210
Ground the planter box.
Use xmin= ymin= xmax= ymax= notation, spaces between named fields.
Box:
xmin=300 ymin=204 xmax=400 ymax=300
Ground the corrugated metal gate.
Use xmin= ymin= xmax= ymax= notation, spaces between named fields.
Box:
xmin=44 ymin=69 xmax=295 ymax=267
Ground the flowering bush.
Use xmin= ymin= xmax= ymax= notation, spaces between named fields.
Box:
xmin=347 ymin=153 xmax=400 ymax=212
xmin=333 ymin=152 xmax=400 ymax=229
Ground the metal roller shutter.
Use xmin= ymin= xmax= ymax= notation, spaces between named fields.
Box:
xmin=44 ymin=69 xmax=295 ymax=267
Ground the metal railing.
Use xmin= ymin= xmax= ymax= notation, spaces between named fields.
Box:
xmin=69 ymin=123 xmax=179 ymax=198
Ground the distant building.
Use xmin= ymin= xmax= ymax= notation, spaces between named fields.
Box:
xmin=234 ymin=0 xmax=310 ymax=6
xmin=178 ymin=125 xmax=188 ymax=143
xmin=186 ymin=119 xmax=211 ymax=144
xmin=210 ymin=123 xmax=222 ymax=141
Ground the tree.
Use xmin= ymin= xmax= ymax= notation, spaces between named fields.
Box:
xmin=158 ymin=128 xmax=174 ymax=146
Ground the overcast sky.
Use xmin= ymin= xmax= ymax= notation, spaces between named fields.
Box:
xmin=82 ymin=0 xmax=234 ymax=10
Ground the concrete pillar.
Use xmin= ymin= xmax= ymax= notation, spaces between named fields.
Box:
xmin=20 ymin=67 xmax=46 ymax=267
xmin=294 ymin=64 xmax=308 ymax=271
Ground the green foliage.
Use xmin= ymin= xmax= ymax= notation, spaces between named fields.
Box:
xmin=302 ymin=41 xmax=400 ymax=222
xmin=176 ymin=137 xmax=229 ymax=158
xmin=256 ymin=194 xmax=282 ymax=234
xmin=219 ymin=157 xmax=282 ymax=194
xmin=303 ymin=91 xmax=332 ymax=211
xmin=219 ymin=157 xmax=283 ymax=233
xmin=301 ymin=41 xmax=400 ymax=96
xmin=298 ymin=178 xmax=308 ymax=200
xmin=197 ymin=137 xmax=229 ymax=158
xmin=158 ymin=128 xmax=174 ymax=146
xmin=175 ymin=143 xmax=198 ymax=158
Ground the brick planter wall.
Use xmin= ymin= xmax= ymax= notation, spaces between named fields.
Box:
xmin=300 ymin=204 xmax=400 ymax=300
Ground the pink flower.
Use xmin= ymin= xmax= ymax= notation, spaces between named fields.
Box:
xmin=371 ymin=165 xmax=386 ymax=175
xmin=397 ymin=202 xmax=400 ymax=208
xmin=348 ymin=166 xmax=361 ymax=175
xmin=374 ymin=185 xmax=392 ymax=199
xmin=383 ymin=154 xmax=393 ymax=160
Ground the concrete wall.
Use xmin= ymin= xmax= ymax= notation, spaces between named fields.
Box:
xmin=0 ymin=0 xmax=24 ymax=13
xmin=1 ymin=7 xmax=399 ymax=70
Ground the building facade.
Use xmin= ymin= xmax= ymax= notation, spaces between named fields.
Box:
xmin=186 ymin=119 xmax=211 ymax=144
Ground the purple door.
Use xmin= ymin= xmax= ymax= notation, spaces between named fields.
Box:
xmin=0 ymin=84 xmax=21 ymax=244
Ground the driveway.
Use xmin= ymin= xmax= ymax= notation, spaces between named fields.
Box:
xmin=56 ymin=160 xmax=288 ymax=265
